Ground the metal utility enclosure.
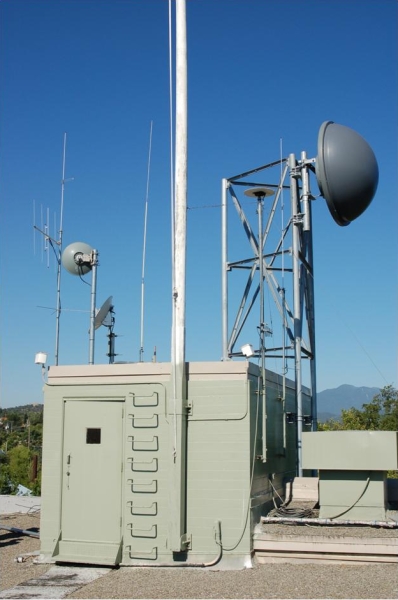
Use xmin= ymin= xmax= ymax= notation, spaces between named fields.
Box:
xmin=39 ymin=362 xmax=311 ymax=566
xmin=302 ymin=431 xmax=398 ymax=520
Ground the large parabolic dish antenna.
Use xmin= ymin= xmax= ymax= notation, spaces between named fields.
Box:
xmin=62 ymin=242 xmax=93 ymax=276
xmin=315 ymin=121 xmax=379 ymax=226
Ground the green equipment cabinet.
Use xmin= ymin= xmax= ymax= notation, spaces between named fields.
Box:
xmin=39 ymin=361 xmax=311 ymax=567
xmin=302 ymin=431 xmax=398 ymax=521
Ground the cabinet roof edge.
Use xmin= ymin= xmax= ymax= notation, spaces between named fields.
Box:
xmin=47 ymin=360 xmax=256 ymax=381
xmin=45 ymin=361 xmax=302 ymax=389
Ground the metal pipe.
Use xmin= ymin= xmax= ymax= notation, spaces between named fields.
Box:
xmin=221 ymin=178 xmax=228 ymax=360
xmin=299 ymin=154 xmax=318 ymax=432
xmin=289 ymin=154 xmax=303 ymax=476
xmin=300 ymin=151 xmax=311 ymax=232
xmin=88 ymin=250 xmax=98 ymax=365
xmin=169 ymin=0 xmax=188 ymax=553
xmin=0 ymin=524 xmax=40 ymax=538
xmin=306 ymin=202 xmax=318 ymax=431
xmin=173 ymin=0 xmax=187 ymax=374
xmin=258 ymin=197 xmax=267 ymax=462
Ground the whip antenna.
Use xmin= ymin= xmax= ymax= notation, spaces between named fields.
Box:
xmin=139 ymin=121 xmax=153 ymax=362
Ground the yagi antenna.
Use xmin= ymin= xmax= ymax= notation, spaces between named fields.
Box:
xmin=33 ymin=132 xmax=74 ymax=365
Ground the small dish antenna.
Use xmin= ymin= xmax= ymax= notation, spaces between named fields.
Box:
xmin=95 ymin=296 xmax=113 ymax=330
xmin=315 ymin=121 xmax=379 ymax=226
xmin=95 ymin=296 xmax=117 ymax=363
xmin=62 ymin=241 xmax=94 ymax=276
xmin=61 ymin=241 xmax=99 ymax=364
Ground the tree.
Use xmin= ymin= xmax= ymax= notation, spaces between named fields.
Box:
xmin=372 ymin=385 xmax=398 ymax=430
xmin=0 ymin=452 xmax=12 ymax=494
xmin=318 ymin=385 xmax=398 ymax=478
xmin=7 ymin=445 xmax=33 ymax=489
xmin=318 ymin=385 xmax=398 ymax=432
xmin=0 ymin=405 xmax=43 ymax=495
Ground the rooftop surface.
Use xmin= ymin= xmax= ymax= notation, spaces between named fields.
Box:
xmin=1 ymin=497 xmax=397 ymax=599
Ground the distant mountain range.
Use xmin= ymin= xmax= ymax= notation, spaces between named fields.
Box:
xmin=317 ymin=384 xmax=380 ymax=422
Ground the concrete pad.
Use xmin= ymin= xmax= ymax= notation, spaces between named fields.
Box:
xmin=0 ymin=565 xmax=111 ymax=599
xmin=0 ymin=495 xmax=41 ymax=515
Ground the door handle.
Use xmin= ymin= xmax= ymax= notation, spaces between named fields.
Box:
xmin=66 ymin=453 xmax=71 ymax=488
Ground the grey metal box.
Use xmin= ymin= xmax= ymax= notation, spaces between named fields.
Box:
xmin=302 ymin=431 xmax=398 ymax=471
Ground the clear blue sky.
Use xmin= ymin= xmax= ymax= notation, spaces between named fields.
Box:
xmin=0 ymin=0 xmax=397 ymax=409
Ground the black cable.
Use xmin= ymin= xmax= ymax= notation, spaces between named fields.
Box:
xmin=267 ymin=505 xmax=314 ymax=519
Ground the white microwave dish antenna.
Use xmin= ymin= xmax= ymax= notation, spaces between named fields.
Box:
xmin=62 ymin=241 xmax=94 ymax=276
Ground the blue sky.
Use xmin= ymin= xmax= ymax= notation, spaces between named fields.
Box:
xmin=0 ymin=0 xmax=397 ymax=409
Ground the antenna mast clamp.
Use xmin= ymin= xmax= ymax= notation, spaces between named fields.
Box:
xmin=74 ymin=252 xmax=97 ymax=266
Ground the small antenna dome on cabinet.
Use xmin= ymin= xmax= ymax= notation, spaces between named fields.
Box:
xmin=315 ymin=121 xmax=379 ymax=226
xmin=62 ymin=241 xmax=93 ymax=276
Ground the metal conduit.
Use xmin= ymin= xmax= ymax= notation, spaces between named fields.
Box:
xmin=0 ymin=524 xmax=40 ymax=538
xmin=130 ymin=521 xmax=223 ymax=568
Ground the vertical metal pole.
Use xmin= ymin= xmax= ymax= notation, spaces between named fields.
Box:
xmin=258 ymin=196 xmax=267 ymax=462
xmin=88 ymin=250 xmax=98 ymax=365
xmin=301 ymin=154 xmax=318 ymax=431
xmin=55 ymin=133 xmax=67 ymax=366
xmin=301 ymin=151 xmax=311 ymax=233
xmin=221 ymin=178 xmax=228 ymax=360
xmin=170 ymin=0 xmax=188 ymax=553
xmin=108 ymin=329 xmax=115 ymax=365
xmin=289 ymin=154 xmax=303 ymax=476
xmin=308 ymin=218 xmax=318 ymax=432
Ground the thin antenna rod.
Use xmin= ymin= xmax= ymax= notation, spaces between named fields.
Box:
xmin=169 ymin=0 xmax=176 ymax=403
xmin=46 ymin=207 xmax=50 ymax=268
xmin=33 ymin=200 xmax=36 ymax=255
xmin=54 ymin=132 xmax=67 ymax=365
xmin=40 ymin=205 xmax=44 ymax=263
xmin=139 ymin=121 xmax=153 ymax=362
xmin=169 ymin=0 xmax=175 ymax=268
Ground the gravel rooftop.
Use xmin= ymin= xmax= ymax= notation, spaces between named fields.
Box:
xmin=1 ymin=512 xmax=397 ymax=599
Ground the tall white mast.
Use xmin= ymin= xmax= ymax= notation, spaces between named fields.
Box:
xmin=169 ymin=0 xmax=188 ymax=553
